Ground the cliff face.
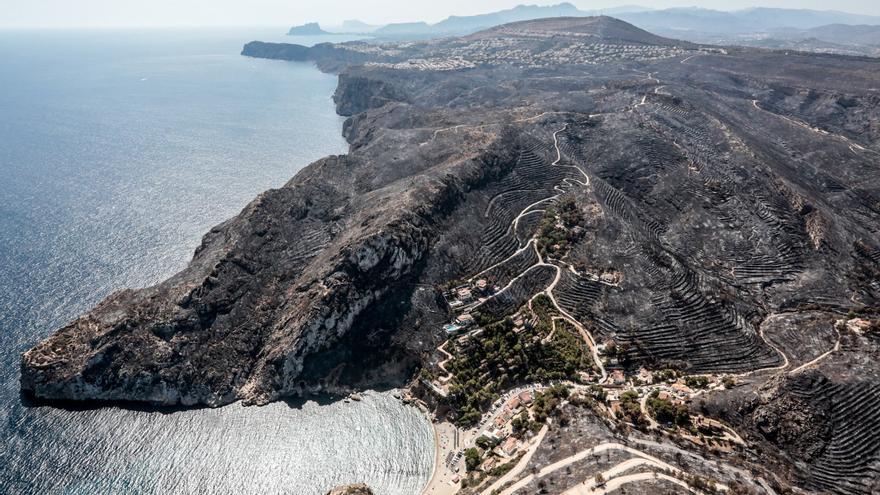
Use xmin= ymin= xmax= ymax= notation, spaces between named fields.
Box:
xmin=20 ymin=41 xmax=529 ymax=403
xmin=19 ymin=54 xmax=519 ymax=406
xmin=21 ymin=137 xmax=516 ymax=405
xmin=333 ymin=73 xmax=410 ymax=116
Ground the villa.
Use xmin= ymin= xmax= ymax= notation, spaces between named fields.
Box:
xmin=455 ymin=313 xmax=475 ymax=327
xmin=500 ymin=437 xmax=520 ymax=457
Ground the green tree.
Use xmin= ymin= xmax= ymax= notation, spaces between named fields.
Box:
xmin=511 ymin=410 xmax=530 ymax=435
xmin=464 ymin=447 xmax=481 ymax=472
xmin=685 ymin=375 xmax=709 ymax=389
xmin=475 ymin=435 xmax=496 ymax=450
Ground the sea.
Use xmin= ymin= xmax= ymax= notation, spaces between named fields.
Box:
xmin=0 ymin=28 xmax=434 ymax=494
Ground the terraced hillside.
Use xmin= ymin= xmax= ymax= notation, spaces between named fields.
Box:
xmin=22 ymin=15 xmax=880 ymax=495
xmin=730 ymin=329 xmax=880 ymax=495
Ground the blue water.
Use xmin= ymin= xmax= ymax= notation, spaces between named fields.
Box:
xmin=0 ymin=28 xmax=433 ymax=494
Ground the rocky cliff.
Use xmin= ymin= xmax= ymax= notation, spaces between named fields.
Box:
xmin=20 ymin=120 xmax=519 ymax=405
xmin=20 ymin=42 xmax=530 ymax=404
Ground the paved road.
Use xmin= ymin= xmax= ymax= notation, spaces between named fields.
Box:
xmin=491 ymin=440 xmax=703 ymax=495
xmin=563 ymin=471 xmax=698 ymax=495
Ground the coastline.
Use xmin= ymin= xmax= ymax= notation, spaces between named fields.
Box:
xmin=4 ymin=29 xmax=437 ymax=495
xmin=417 ymin=406 xmax=461 ymax=495
xmin=423 ymin=413 xmax=442 ymax=494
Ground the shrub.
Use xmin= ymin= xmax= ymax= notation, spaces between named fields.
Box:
xmin=619 ymin=390 xmax=644 ymax=424
xmin=647 ymin=396 xmax=690 ymax=427
xmin=685 ymin=375 xmax=710 ymax=389
xmin=475 ymin=435 xmax=497 ymax=450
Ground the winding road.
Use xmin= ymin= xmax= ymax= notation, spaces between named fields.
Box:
xmin=489 ymin=440 xmax=731 ymax=495
xmin=751 ymin=99 xmax=877 ymax=156
xmin=465 ymin=124 xmax=606 ymax=383
xmin=425 ymin=119 xmax=789 ymax=495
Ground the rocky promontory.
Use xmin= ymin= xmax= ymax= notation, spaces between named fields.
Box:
xmin=20 ymin=38 xmax=526 ymax=405
xmin=20 ymin=127 xmax=517 ymax=405
xmin=288 ymin=22 xmax=330 ymax=36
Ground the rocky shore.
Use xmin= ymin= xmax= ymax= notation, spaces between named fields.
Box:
xmin=326 ymin=484 xmax=373 ymax=495
xmin=20 ymin=39 xmax=523 ymax=406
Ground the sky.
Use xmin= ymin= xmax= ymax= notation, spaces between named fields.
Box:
xmin=2 ymin=0 xmax=878 ymax=29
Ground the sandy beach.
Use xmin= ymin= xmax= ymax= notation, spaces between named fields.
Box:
xmin=421 ymin=415 xmax=462 ymax=495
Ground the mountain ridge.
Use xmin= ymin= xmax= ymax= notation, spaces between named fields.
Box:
xmin=468 ymin=15 xmax=689 ymax=47
xmin=295 ymin=4 xmax=880 ymax=56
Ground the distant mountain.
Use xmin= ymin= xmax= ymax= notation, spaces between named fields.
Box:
xmin=616 ymin=8 xmax=754 ymax=35
xmin=802 ymin=24 xmax=880 ymax=46
xmin=374 ymin=2 xmax=609 ymax=39
xmin=368 ymin=4 xmax=880 ymax=42
xmin=433 ymin=2 xmax=583 ymax=32
xmin=373 ymin=21 xmax=433 ymax=37
xmin=340 ymin=19 xmax=381 ymax=33
xmin=303 ymin=4 xmax=880 ymax=56
xmin=734 ymin=8 xmax=880 ymax=30
xmin=592 ymin=5 xmax=652 ymax=16
xmin=288 ymin=23 xmax=329 ymax=36
xmin=609 ymin=7 xmax=880 ymax=56
xmin=615 ymin=7 xmax=880 ymax=38
xmin=472 ymin=15 xmax=688 ymax=47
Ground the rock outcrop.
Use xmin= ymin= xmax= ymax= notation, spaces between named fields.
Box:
xmin=325 ymin=484 xmax=373 ymax=495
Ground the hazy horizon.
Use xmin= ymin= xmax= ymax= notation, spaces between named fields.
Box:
xmin=2 ymin=1 xmax=879 ymax=29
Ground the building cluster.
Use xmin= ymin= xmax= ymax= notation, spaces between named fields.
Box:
xmin=444 ymin=278 xmax=496 ymax=312
xmin=335 ymin=42 xmax=404 ymax=57
xmin=440 ymin=282 xmax=483 ymax=337
xmin=366 ymin=57 xmax=477 ymax=71
xmin=480 ymin=388 xmax=536 ymax=468
xmin=356 ymin=36 xmax=703 ymax=72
